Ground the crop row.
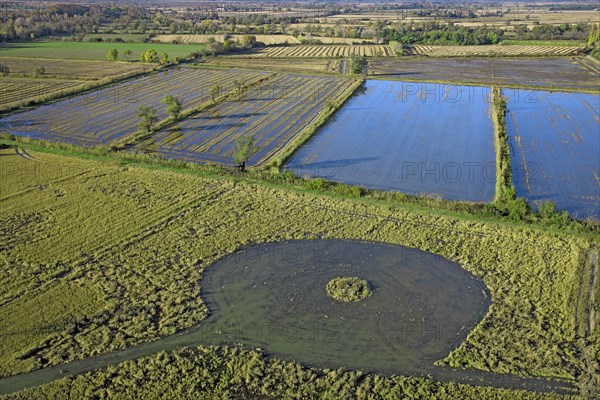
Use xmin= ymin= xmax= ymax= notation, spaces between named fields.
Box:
xmin=0 ymin=68 xmax=269 ymax=146
xmin=139 ymin=74 xmax=356 ymax=165
xmin=0 ymin=78 xmax=84 ymax=107
xmin=153 ymin=34 xmax=301 ymax=45
xmin=207 ymin=58 xmax=345 ymax=75
xmin=298 ymin=35 xmax=375 ymax=44
xmin=251 ymin=45 xmax=394 ymax=58
xmin=0 ymin=57 xmax=153 ymax=80
xmin=407 ymin=45 xmax=585 ymax=57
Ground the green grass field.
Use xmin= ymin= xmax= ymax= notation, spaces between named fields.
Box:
xmin=0 ymin=145 xmax=597 ymax=398
xmin=0 ymin=41 xmax=204 ymax=61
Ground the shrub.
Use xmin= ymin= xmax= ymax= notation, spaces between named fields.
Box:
xmin=326 ymin=277 xmax=372 ymax=303
xmin=507 ymin=197 xmax=530 ymax=221
xmin=33 ymin=66 xmax=45 ymax=77
xmin=305 ymin=177 xmax=329 ymax=191
xmin=333 ymin=183 xmax=362 ymax=198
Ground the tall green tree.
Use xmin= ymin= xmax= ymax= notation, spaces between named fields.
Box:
xmin=350 ymin=55 xmax=368 ymax=75
xmin=137 ymin=106 xmax=157 ymax=133
xmin=161 ymin=94 xmax=182 ymax=120
xmin=140 ymin=49 xmax=158 ymax=63
xmin=160 ymin=52 xmax=169 ymax=64
xmin=233 ymin=134 xmax=259 ymax=172
xmin=106 ymin=48 xmax=118 ymax=62
xmin=123 ymin=49 xmax=133 ymax=62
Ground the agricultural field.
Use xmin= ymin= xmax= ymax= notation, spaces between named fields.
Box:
xmin=0 ymin=58 xmax=156 ymax=110
xmin=153 ymin=34 xmax=301 ymax=45
xmin=287 ymin=80 xmax=496 ymax=202
xmin=138 ymin=74 xmax=358 ymax=165
xmin=0 ymin=41 xmax=204 ymax=61
xmin=504 ymin=89 xmax=600 ymax=219
xmin=370 ymin=57 xmax=600 ymax=91
xmin=324 ymin=9 xmax=599 ymax=29
xmin=0 ymin=78 xmax=85 ymax=109
xmin=452 ymin=10 xmax=600 ymax=29
xmin=0 ymin=68 xmax=269 ymax=146
xmin=406 ymin=44 xmax=585 ymax=57
xmin=298 ymin=35 xmax=374 ymax=44
xmin=0 ymin=57 xmax=153 ymax=80
xmin=205 ymin=57 xmax=347 ymax=74
xmin=0 ymin=148 xmax=596 ymax=398
xmin=247 ymin=45 xmax=394 ymax=58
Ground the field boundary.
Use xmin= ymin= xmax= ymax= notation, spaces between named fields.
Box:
xmin=491 ymin=86 xmax=515 ymax=204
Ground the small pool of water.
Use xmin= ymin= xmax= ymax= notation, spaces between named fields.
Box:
xmin=201 ymin=239 xmax=489 ymax=374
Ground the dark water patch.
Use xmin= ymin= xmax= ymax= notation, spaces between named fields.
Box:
xmin=201 ymin=239 xmax=488 ymax=374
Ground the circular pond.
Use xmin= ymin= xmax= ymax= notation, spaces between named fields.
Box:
xmin=201 ymin=239 xmax=489 ymax=374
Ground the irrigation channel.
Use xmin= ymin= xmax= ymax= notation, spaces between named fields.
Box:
xmin=0 ymin=240 xmax=575 ymax=395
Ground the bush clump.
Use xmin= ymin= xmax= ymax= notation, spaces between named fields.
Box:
xmin=326 ymin=277 xmax=372 ymax=303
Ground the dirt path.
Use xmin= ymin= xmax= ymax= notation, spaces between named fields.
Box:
xmin=14 ymin=147 xmax=35 ymax=161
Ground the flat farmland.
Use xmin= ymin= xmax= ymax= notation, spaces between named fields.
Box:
xmin=298 ymin=36 xmax=374 ymax=44
xmin=0 ymin=78 xmax=84 ymax=109
xmin=406 ymin=44 xmax=585 ymax=57
xmin=0 ymin=57 xmax=153 ymax=80
xmin=370 ymin=57 xmax=600 ymax=91
xmin=0 ymin=58 xmax=155 ymax=110
xmin=0 ymin=68 xmax=269 ymax=146
xmin=287 ymin=80 xmax=496 ymax=202
xmin=248 ymin=45 xmax=394 ymax=58
xmin=505 ymin=89 xmax=600 ymax=219
xmin=453 ymin=10 xmax=600 ymax=29
xmin=153 ymin=34 xmax=301 ymax=45
xmin=204 ymin=57 xmax=346 ymax=74
xmin=138 ymin=74 xmax=358 ymax=165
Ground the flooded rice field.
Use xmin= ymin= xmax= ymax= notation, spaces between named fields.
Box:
xmin=370 ymin=57 xmax=600 ymax=91
xmin=505 ymin=89 xmax=600 ymax=218
xmin=287 ymin=80 xmax=496 ymax=202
